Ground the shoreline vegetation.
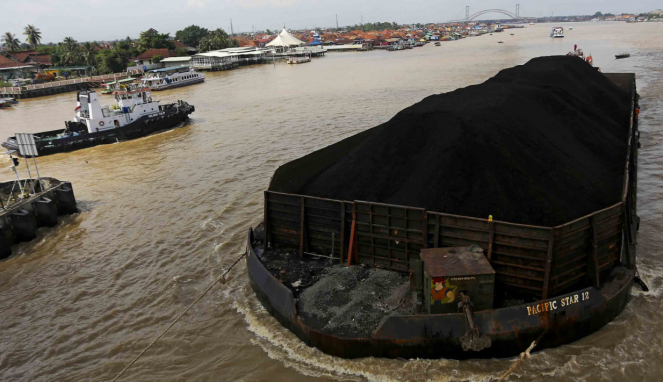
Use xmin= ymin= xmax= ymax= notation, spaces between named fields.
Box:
xmin=0 ymin=10 xmax=658 ymax=81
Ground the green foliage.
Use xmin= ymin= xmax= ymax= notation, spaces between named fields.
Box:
xmin=36 ymin=45 xmax=54 ymax=55
xmin=2 ymin=32 xmax=20 ymax=51
xmin=198 ymin=28 xmax=238 ymax=52
xmin=151 ymin=54 xmax=163 ymax=63
xmin=23 ymin=25 xmax=42 ymax=48
xmin=95 ymin=50 xmax=126 ymax=74
xmin=174 ymin=47 xmax=189 ymax=56
xmin=265 ymin=29 xmax=273 ymax=35
xmin=346 ymin=22 xmax=401 ymax=32
xmin=174 ymin=25 xmax=208 ymax=48
xmin=593 ymin=12 xmax=603 ymax=17
xmin=81 ymin=42 xmax=98 ymax=66
xmin=137 ymin=28 xmax=175 ymax=52
xmin=0 ymin=81 xmax=13 ymax=87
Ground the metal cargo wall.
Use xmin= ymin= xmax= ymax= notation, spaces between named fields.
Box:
xmin=263 ymin=191 xmax=628 ymax=300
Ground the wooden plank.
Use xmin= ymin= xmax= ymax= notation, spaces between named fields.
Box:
xmin=263 ymin=191 xmax=269 ymax=252
xmin=299 ymin=196 xmax=305 ymax=258
xmin=339 ymin=202 xmax=345 ymax=264
xmin=487 ymin=221 xmax=495 ymax=261
xmin=542 ymin=228 xmax=555 ymax=300
xmin=434 ymin=214 xmax=440 ymax=248
xmin=588 ymin=215 xmax=600 ymax=288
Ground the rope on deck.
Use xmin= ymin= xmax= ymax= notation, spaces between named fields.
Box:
xmin=111 ymin=251 xmax=247 ymax=382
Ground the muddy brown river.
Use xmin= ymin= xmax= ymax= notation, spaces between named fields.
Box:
xmin=0 ymin=22 xmax=662 ymax=381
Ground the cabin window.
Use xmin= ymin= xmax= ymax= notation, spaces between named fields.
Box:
xmin=102 ymin=108 xmax=110 ymax=118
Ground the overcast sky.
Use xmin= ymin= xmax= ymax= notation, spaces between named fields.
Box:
xmin=3 ymin=0 xmax=660 ymax=43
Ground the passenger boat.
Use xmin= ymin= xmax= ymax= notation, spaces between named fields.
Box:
xmin=435 ymin=42 xmax=441 ymax=46
xmin=615 ymin=53 xmax=631 ymax=59
xmin=1 ymin=87 xmax=195 ymax=156
xmin=139 ymin=66 xmax=204 ymax=91
xmin=245 ymin=66 xmax=640 ymax=360
xmin=550 ymin=27 xmax=565 ymax=38
xmin=0 ymin=100 xmax=8 ymax=109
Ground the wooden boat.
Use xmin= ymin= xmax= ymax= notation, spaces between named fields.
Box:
xmin=615 ymin=53 xmax=631 ymax=59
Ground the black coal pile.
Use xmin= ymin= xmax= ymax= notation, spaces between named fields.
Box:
xmin=270 ymin=56 xmax=632 ymax=226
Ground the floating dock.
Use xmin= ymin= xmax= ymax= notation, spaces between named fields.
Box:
xmin=0 ymin=177 xmax=77 ymax=258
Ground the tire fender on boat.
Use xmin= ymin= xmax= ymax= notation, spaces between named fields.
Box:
xmin=99 ymin=121 xmax=105 ymax=127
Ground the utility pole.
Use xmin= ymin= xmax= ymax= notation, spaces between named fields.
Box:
xmin=361 ymin=15 xmax=363 ymax=26
xmin=230 ymin=18 xmax=234 ymax=36
xmin=336 ymin=14 xmax=339 ymax=29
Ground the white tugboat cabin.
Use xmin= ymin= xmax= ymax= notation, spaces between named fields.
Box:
xmin=75 ymin=88 xmax=161 ymax=133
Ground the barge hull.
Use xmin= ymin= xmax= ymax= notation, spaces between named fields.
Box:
xmin=247 ymin=228 xmax=634 ymax=359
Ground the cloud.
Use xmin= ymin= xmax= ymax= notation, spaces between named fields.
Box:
xmin=231 ymin=0 xmax=301 ymax=9
xmin=187 ymin=0 xmax=205 ymax=7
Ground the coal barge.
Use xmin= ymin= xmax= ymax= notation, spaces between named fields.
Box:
xmin=246 ymin=57 xmax=641 ymax=359
xmin=1 ymin=88 xmax=195 ymax=156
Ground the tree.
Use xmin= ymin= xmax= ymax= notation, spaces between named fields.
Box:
xmin=61 ymin=37 xmax=81 ymax=65
xmin=137 ymin=28 xmax=174 ymax=52
xmin=151 ymin=54 xmax=163 ymax=63
xmin=265 ymin=29 xmax=273 ymax=35
xmin=95 ymin=50 xmax=126 ymax=74
xmin=174 ymin=47 xmax=189 ymax=56
xmin=81 ymin=42 xmax=98 ymax=66
xmin=593 ymin=12 xmax=604 ymax=17
xmin=2 ymin=32 xmax=20 ymax=52
xmin=198 ymin=28 xmax=238 ymax=52
xmin=23 ymin=25 xmax=42 ymax=48
xmin=175 ymin=25 xmax=208 ymax=48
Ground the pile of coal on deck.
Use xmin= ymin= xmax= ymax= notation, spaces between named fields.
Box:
xmin=297 ymin=265 xmax=416 ymax=338
xmin=269 ymin=56 xmax=632 ymax=226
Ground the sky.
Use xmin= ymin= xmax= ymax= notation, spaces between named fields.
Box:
xmin=2 ymin=0 xmax=660 ymax=43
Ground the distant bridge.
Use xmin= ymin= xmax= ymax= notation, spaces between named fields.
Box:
xmin=467 ymin=9 xmax=518 ymax=21
xmin=449 ymin=4 xmax=534 ymax=22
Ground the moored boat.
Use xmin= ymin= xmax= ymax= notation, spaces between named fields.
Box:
xmin=140 ymin=65 xmax=204 ymax=91
xmin=615 ymin=53 xmax=631 ymax=59
xmin=1 ymin=87 xmax=195 ymax=156
xmin=100 ymin=78 xmax=136 ymax=94
xmin=286 ymin=56 xmax=311 ymax=64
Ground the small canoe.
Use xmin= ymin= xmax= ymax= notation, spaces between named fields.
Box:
xmin=615 ymin=53 xmax=630 ymax=59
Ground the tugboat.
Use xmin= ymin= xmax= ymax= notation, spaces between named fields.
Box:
xmin=1 ymin=87 xmax=195 ymax=156
xmin=140 ymin=66 xmax=204 ymax=91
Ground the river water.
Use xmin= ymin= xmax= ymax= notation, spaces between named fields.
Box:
xmin=0 ymin=22 xmax=662 ymax=382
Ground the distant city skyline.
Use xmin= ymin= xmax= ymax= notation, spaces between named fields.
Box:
xmin=3 ymin=0 xmax=660 ymax=43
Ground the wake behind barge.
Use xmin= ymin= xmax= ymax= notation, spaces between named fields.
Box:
xmin=2 ymin=88 xmax=194 ymax=156
xmin=246 ymin=72 xmax=640 ymax=359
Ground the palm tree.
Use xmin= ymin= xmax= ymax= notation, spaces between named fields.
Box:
xmin=23 ymin=25 xmax=42 ymax=48
xmin=81 ymin=42 xmax=97 ymax=66
xmin=2 ymin=32 xmax=20 ymax=52
xmin=61 ymin=37 xmax=80 ymax=65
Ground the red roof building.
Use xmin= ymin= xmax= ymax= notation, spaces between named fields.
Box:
xmin=133 ymin=49 xmax=177 ymax=65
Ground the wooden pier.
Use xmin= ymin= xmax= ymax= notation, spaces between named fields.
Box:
xmin=0 ymin=71 xmax=140 ymax=99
